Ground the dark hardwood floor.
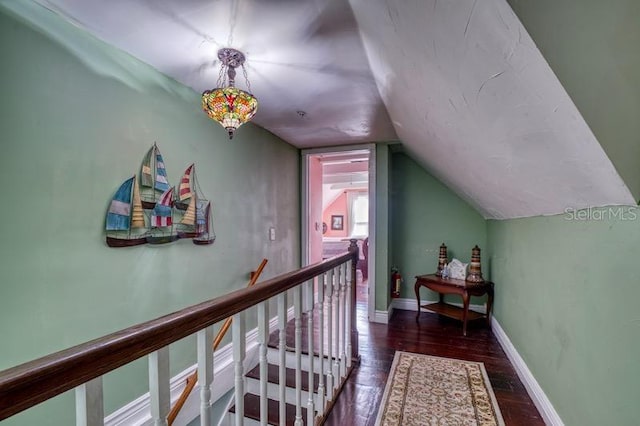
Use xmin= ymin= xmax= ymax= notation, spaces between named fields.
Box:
xmin=323 ymin=277 xmax=545 ymax=426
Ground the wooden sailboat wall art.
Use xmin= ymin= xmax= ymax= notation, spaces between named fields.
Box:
xmin=104 ymin=143 xmax=216 ymax=248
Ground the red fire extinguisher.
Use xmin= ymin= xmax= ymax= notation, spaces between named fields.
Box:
xmin=391 ymin=267 xmax=402 ymax=298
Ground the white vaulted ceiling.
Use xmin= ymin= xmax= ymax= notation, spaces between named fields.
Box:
xmin=27 ymin=0 xmax=636 ymax=218
xmin=348 ymin=0 xmax=634 ymax=218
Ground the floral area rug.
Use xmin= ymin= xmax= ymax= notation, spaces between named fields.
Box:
xmin=375 ymin=351 xmax=505 ymax=426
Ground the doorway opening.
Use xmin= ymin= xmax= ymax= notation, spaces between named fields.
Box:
xmin=302 ymin=146 xmax=375 ymax=322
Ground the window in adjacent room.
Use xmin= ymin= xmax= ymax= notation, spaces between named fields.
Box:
xmin=349 ymin=191 xmax=368 ymax=238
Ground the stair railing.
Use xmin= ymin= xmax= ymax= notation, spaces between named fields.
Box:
xmin=167 ymin=258 xmax=269 ymax=425
xmin=0 ymin=240 xmax=360 ymax=425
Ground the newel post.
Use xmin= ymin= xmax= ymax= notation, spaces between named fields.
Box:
xmin=348 ymin=239 xmax=360 ymax=362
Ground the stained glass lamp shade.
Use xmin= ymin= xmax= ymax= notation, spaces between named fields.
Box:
xmin=202 ymin=87 xmax=258 ymax=139
xmin=202 ymin=48 xmax=258 ymax=139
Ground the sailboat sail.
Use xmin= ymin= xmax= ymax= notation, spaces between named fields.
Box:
xmin=196 ymin=200 xmax=208 ymax=232
xmin=106 ymin=177 xmax=135 ymax=231
xmin=131 ymin=176 xmax=145 ymax=228
xmin=140 ymin=146 xmax=154 ymax=188
xmin=105 ymin=176 xmax=149 ymax=247
xmin=151 ymin=187 xmax=174 ymax=227
xmin=193 ymin=200 xmax=215 ymax=245
xmin=180 ymin=197 xmax=196 ymax=225
xmin=179 ymin=164 xmax=194 ymax=201
xmin=140 ymin=143 xmax=170 ymax=192
xmin=154 ymin=149 xmax=170 ymax=192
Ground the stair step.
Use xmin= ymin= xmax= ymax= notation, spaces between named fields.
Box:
xmin=267 ymin=310 xmax=345 ymax=358
xmin=267 ymin=345 xmax=345 ymax=375
xmin=229 ymin=393 xmax=308 ymax=426
xmin=245 ymin=362 xmax=330 ymax=407
xmin=245 ymin=363 xmax=324 ymax=393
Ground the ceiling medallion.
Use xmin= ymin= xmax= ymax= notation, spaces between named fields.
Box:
xmin=202 ymin=48 xmax=258 ymax=139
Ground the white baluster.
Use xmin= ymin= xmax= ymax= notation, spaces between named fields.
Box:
xmin=345 ymin=259 xmax=353 ymax=369
xmin=257 ymin=302 xmax=269 ymax=426
xmin=233 ymin=312 xmax=246 ymax=426
xmin=333 ymin=266 xmax=341 ymax=390
xmin=339 ymin=264 xmax=347 ymax=378
xmin=316 ymin=273 xmax=326 ymax=413
xmin=293 ymin=285 xmax=303 ymax=426
xmin=277 ymin=292 xmax=287 ymax=424
xmin=198 ymin=326 xmax=214 ymax=426
xmin=306 ymin=279 xmax=316 ymax=425
xmin=325 ymin=268 xmax=334 ymax=400
xmin=75 ymin=377 xmax=103 ymax=426
xmin=149 ymin=347 xmax=170 ymax=426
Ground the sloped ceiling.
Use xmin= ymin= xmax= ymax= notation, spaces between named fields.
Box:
xmin=348 ymin=0 xmax=634 ymax=218
xmin=21 ymin=0 xmax=638 ymax=218
xmin=507 ymin=0 xmax=640 ymax=202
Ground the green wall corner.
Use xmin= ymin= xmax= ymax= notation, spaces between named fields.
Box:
xmin=389 ymin=153 xmax=487 ymax=303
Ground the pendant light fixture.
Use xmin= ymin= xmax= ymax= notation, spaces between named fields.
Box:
xmin=202 ymin=48 xmax=258 ymax=139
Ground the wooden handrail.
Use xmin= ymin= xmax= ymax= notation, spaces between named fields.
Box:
xmin=0 ymin=249 xmax=358 ymax=421
xmin=166 ymin=258 xmax=268 ymax=425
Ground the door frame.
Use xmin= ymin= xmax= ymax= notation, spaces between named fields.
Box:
xmin=301 ymin=144 xmax=376 ymax=322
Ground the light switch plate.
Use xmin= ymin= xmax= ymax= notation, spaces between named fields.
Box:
xmin=269 ymin=227 xmax=276 ymax=241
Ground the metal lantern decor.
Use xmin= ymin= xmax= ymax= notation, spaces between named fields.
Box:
xmin=436 ymin=243 xmax=448 ymax=277
xmin=466 ymin=245 xmax=484 ymax=283
xmin=202 ymin=48 xmax=258 ymax=139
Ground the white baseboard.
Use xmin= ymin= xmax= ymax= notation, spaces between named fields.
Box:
xmin=374 ymin=298 xmax=484 ymax=324
xmin=105 ymin=307 xmax=295 ymax=426
xmin=373 ymin=310 xmax=390 ymax=324
xmin=391 ymin=297 xmax=487 ymax=314
xmin=371 ymin=298 xmax=485 ymax=325
xmin=491 ymin=318 xmax=564 ymax=426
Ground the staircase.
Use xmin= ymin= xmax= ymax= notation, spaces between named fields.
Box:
xmin=226 ymin=311 xmax=351 ymax=425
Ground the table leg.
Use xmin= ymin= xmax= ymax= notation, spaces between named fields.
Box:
xmin=414 ymin=280 xmax=421 ymax=321
xmin=461 ymin=291 xmax=470 ymax=336
xmin=486 ymin=283 xmax=494 ymax=328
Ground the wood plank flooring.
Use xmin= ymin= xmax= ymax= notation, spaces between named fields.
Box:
xmin=323 ymin=279 xmax=545 ymax=425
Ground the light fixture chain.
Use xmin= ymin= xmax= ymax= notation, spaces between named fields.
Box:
xmin=216 ymin=63 xmax=227 ymax=88
xmin=242 ymin=64 xmax=252 ymax=93
xmin=227 ymin=0 xmax=238 ymax=47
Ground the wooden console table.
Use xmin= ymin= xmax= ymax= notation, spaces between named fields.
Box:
xmin=414 ymin=274 xmax=494 ymax=336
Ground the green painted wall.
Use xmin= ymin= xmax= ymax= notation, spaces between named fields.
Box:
xmin=0 ymin=3 xmax=299 ymax=425
xmin=508 ymin=0 xmax=640 ymax=200
xmin=487 ymin=209 xmax=640 ymax=425
xmin=390 ymin=153 xmax=487 ymax=302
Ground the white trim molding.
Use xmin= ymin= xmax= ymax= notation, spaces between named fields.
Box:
xmin=377 ymin=298 xmax=485 ymax=324
xmin=391 ymin=297 xmax=487 ymax=314
xmin=373 ymin=310 xmax=390 ymax=324
xmin=105 ymin=307 xmax=295 ymax=426
xmin=491 ymin=318 xmax=564 ymax=426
